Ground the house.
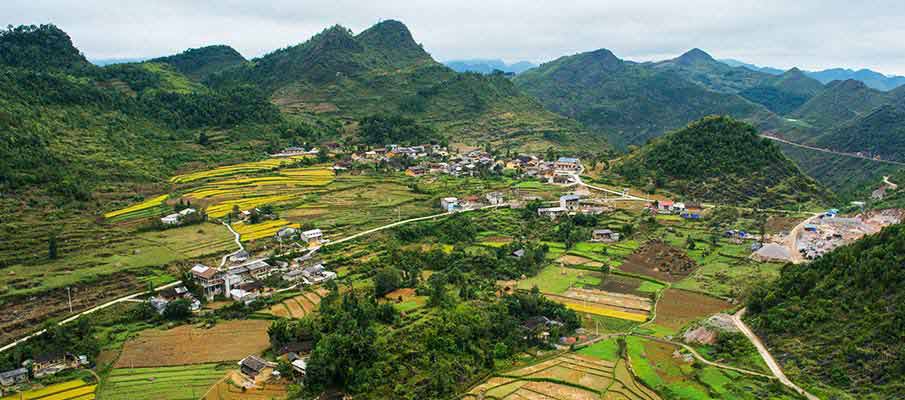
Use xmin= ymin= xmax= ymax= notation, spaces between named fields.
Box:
xmin=160 ymin=208 xmax=196 ymax=225
xmin=291 ymin=358 xmax=307 ymax=375
xmin=301 ymin=229 xmax=324 ymax=243
xmin=440 ymin=197 xmax=459 ymax=212
xmin=239 ymin=355 xmax=270 ymax=379
xmin=522 ymin=316 xmax=564 ymax=340
xmin=592 ymin=229 xmax=619 ymax=242
xmin=149 ymin=297 xmax=170 ymax=314
xmin=672 ymin=202 xmax=686 ymax=212
xmin=33 ymin=353 xmax=76 ymax=378
xmin=405 ymin=166 xmax=427 ymax=177
xmin=229 ymin=250 xmax=250 ymax=263
xmin=301 ymin=264 xmax=337 ymax=284
xmin=0 ymin=368 xmax=28 ymax=387
xmin=680 ymin=212 xmax=701 ymax=219
xmin=559 ymin=194 xmax=580 ymax=211
xmin=243 ymin=259 xmax=273 ymax=279
xmin=276 ymin=227 xmax=298 ymax=240
xmin=537 ymin=207 xmax=567 ymax=219
xmin=191 ymin=264 xmax=224 ymax=300
xmin=230 ymin=288 xmax=257 ymax=304
xmin=511 ymin=249 xmax=526 ymax=258
xmin=282 ymin=268 xmax=306 ymax=282
xmin=554 ymin=157 xmax=581 ymax=172
xmin=485 ymin=192 xmax=505 ymax=205
xmin=658 ymin=200 xmax=674 ymax=212
xmin=803 ymin=224 xmax=818 ymax=232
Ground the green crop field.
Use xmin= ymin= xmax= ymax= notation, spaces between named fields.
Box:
xmin=99 ymin=364 xmax=227 ymax=400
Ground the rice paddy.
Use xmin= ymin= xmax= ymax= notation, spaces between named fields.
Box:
xmin=231 ymin=219 xmax=299 ymax=242
xmin=100 ymin=364 xmax=227 ymax=400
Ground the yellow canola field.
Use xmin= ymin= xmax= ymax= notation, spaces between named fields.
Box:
xmin=0 ymin=380 xmax=95 ymax=400
xmin=104 ymin=194 xmax=168 ymax=219
xmin=205 ymin=194 xmax=298 ymax=218
xmin=564 ymin=302 xmax=649 ymax=322
xmin=170 ymin=156 xmax=309 ymax=184
xmin=184 ymin=168 xmax=334 ymax=201
xmin=232 ymin=219 xmax=299 ymax=241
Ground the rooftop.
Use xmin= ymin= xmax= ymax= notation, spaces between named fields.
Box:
xmin=557 ymin=157 xmax=579 ymax=163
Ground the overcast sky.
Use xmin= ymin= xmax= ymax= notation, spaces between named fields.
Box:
xmin=4 ymin=0 xmax=905 ymax=75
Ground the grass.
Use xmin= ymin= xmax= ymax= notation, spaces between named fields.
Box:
xmin=100 ymin=364 xmax=226 ymax=400
xmin=576 ymin=338 xmax=621 ymax=361
xmin=515 ymin=265 xmax=601 ymax=294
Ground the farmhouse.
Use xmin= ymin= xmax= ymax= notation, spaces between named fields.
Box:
xmin=302 ymin=264 xmax=337 ymax=284
xmin=282 ymin=268 xmax=306 ymax=282
xmin=405 ymin=166 xmax=427 ymax=177
xmin=276 ymin=227 xmax=298 ymax=240
xmin=537 ymin=207 xmax=567 ymax=219
xmin=554 ymin=157 xmax=581 ymax=172
xmin=33 ymin=352 xmax=77 ymax=378
xmin=191 ymin=264 xmax=225 ymax=300
xmin=485 ymin=192 xmax=505 ymax=205
xmin=160 ymin=208 xmax=196 ymax=226
xmin=658 ymin=200 xmax=674 ymax=212
xmin=239 ymin=355 xmax=271 ymax=379
xmin=0 ymin=368 xmax=28 ymax=387
xmin=592 ymin=229 xmax=620 ymax=242
xmin=559 ymin=194 xmax=580 ymax=211
xmin=302 ymin=229 xmax=324 ymax=243
xmin=229 ymin=250 xmax=250 ymax=263
xmin=441 ymin=197 xmax=459 ymax=212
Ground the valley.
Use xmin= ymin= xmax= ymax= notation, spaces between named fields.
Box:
xmin=1 ymin=11 xmax=904 ymax=400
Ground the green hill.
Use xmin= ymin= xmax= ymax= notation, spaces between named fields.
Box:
xmin=149 ymin=45 xmax=246 ymax=81
xmin=788 ymin=79 xmax=891 ymax=132
xmin=747 ymin=223 xmax=905 ymax=399
xmin=615 ymin=116 xmax=830 ymax=207
xmin=739 ymin=68 xmax=826 ymax=115
xmin=0 ymin=24 xmax=91 ymax=72
xmin=814 ymin=96 xmax=905 ymax=162
xmin=514 ymin=49 xmax=775 ymax=148
xmin=211 ymin=20 xmax=600 ymax=151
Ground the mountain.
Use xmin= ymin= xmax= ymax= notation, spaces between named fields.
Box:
xmin=149 ymin=45 xmax=246 ymax=81
xmin=747 ymin=223 xmax=905 ymax=399
xmin=212 ymin=20 xmax=599 ymax=151
xmin=814 ymin=95 xmax=905 ymax=162
xmin=514 ymin=48 xmax=776 ymax=148
xmin=90 ymin=57 xmax=150 ymax=66
xmin=807 ymin=68 xmax=905 ymax=91
xmin=444 ymin=59 xmax=537 ymax=74
xmin=615 ymin=116 xmax=830 ymax=207
xmin=0 ymin=24 xmax=92 ymax=72
xmin=719 ymin=59 xmax=784 ymax=75
xmin=721 ymin=58 xmax=905 ymax=91
xmin=788 ymin=79 xmax=891 ymax=132
xmin=739 ymin=68 xmax=827 ymax=115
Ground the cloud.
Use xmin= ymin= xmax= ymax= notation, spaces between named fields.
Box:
xmin=3 ymin=0 xmax=905 ymax=75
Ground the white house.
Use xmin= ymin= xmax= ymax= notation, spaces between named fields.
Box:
xmin=537 ymin=207 xmax=567 ymax=219
xmin=559 ymin=194 xmax=581 ymax=211
xmin=440 ymin=197 xmax=459 ymax=212
xmin=302 ymin=229 xmax=323 ymax=243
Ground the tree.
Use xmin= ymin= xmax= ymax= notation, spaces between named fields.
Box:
xmin=163 ymin=299 xmax=191 ymax=320
xmin=48 ymin=234 xmax=58 ymax=259
xmin=686 ymin=236 xmax=696 ymax=250
xmin=373 ymin=267 xmax=403 ymax=297
xmin=198 ymin=132 xmax=209 ymax=146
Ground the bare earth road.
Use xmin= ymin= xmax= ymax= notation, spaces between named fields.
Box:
xmin=732 ymin=308 xmax=820 ymax=400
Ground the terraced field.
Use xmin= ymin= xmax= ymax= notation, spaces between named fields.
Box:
xmin=170 ymin=156 xmax=309 ymax=184
xmin=100 ymin=364 xmax=227 ymax=400
xmin=103 ymin=195 xmax=169 ymax=221
xmin=465 ymin=350 xmax=659 ymax=400
xmin=0 ymin=379 xmax=96 ymax=400
xmin=115 ymin=320 xmax=270 ymax=367
xmin=267 ymin=289 xmax=328 ymax=318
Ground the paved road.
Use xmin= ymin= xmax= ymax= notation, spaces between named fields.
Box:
xmin=219 ymin=221 xmax=245 ymax=267
xmin=567 ymin=167 xmax=652 ymax=202
xmin=732 ymin=308 xmax=820 ymax=400
xmin=761 ymin=135 xmax=905 ymax=166
xmin=635 ymin=334 xmax=774 ymax=379
xmin=0 ymin=281 xmax=183 ymax=354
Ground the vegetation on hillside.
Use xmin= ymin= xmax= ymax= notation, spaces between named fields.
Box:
xmin=747 ymin=223 xmax=905 ymax=399
xmin=148 ymin=45 xmax=246 ymax=81
xmin=616 ymin=116 xmax=831 ymax=207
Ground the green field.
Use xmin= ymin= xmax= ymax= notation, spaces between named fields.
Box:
xmin=515 ymin=265 xmax=602 ymax=294
xmin=99 ymin=364 xmax=227 ymax=400
xmin=576 ymin=337 xmax=621 ymax=361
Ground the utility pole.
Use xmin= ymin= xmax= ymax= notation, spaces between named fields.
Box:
xmin=67 ymin=287 xmax=72 ymax=314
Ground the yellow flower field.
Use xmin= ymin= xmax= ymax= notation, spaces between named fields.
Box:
xmin=0 ymin=379 xmax=96 ymax=400
xmin=206 ymin=194 xmax=298 ymax=218
xmin=170 ymin=156 xmax=309 ymax=183
xmin=104 ymin=194 xmax=168 ymax=219
xmin=564 ymin=302 xmax=649 ymax=322
xmin=232 ymin=219 xmax=299 ymax=241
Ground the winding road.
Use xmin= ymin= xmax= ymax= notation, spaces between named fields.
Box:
xmin=732 ymin=308 xmax=819 ymax=400
xmin=761 ymin=135 xmax=905 ymax=166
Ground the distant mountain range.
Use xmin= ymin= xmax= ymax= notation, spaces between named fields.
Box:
xmin=721 ymin=59 xmax=905 ymax=91
xmin=444 ymin=59 xmax=537 ymax=74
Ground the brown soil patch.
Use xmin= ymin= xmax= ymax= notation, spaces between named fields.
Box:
xmin=618 ymin=240 xmax=697 ymax=282
xmin=557 ymin=255 xmax=604 ymax=267
xmin=115 ymin=319 xmax=271 ymax=367
xmin=561 ymin=287 xmax=651 ymax=313
xmin=296 ymin=295 xmax=316 ymax=313
xmin=483 ymin=236 xmax=513 ymax=243
xmin=384 ymin=287 xmax=416 ymax=301
xmin=653 ymin=289 xmax=732 ymax=331
xmin=269 ymin=303 xmax=291 ymax=318
xmin=765 ymin=216 xmax=806 ymax=234
xmin=595 ymin=275 xmax=647 ymax=297
xmin=284 ymin=298 xmax=306 ymax=318
xmin=203 ymin=371 xmax=289 ymax=400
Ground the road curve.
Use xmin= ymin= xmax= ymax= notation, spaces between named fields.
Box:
xmin=761 ymin=135 xmax=905 ymax=167
xmin=732 ymin=308 xmax=820 ymax=400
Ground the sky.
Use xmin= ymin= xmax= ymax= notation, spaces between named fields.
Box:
xmin=4 ymin=0 xmax=905 ymax=75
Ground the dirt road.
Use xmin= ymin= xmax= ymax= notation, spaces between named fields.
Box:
xmin=732 ymin=308 xmax=819 ymax=400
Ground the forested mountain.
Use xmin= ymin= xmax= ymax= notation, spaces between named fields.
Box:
xmin=210 ymin=20 xmax=600 ymax=151
xmin=514 ymin=48 xmax=777 ymax=148
xmin=813 ymin=96 xmax=905 ymax=162
xmin=148 ymin=45 xmax=246 ymax=81
xmin=807 ymin=67 xmax=905 ymax=91
xmin=444 ymin=59 xmax=537 ymax=74
xmin=747 ymin=223 xmax=905 ymax=399
xmin=0 ymin=24 xmax=91 ymax=72
xmin=788 ymin=79 xmax=892 ymax=131
xmin=615 ymin=116 xmax=830 ymax=207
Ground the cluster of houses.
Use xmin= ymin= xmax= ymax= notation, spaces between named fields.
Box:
xmin=1 ymin=353 xmax=89 ymax=389
xmin=189 ymin=253 xmax=336 ymax=304
xmin=270 ymin=146 xmax=320 ymax=157
xmin=440 ymin=192 xmax=506 ymax=213
xmin=536 ymin=194 xmax=611 ymax=219
xmin=149 ymin=285 xmax=201 ymax=314
xmin=160 ymin=207 xmax=197 ymax=226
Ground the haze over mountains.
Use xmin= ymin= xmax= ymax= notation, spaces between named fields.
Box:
xmin=444 ymin=59 xmax=537 ymax=74
xmin=721 ymin=58 xmax=905 ymax=91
